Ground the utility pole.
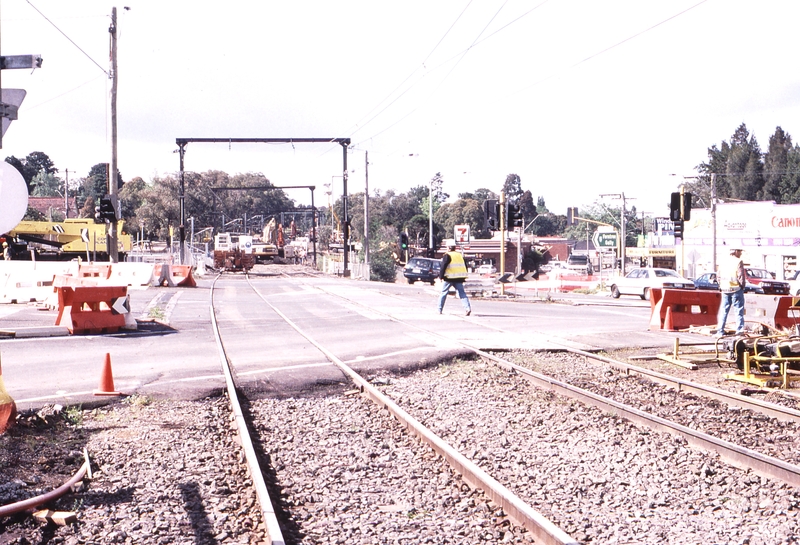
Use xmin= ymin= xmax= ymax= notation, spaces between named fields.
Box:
xmin=500 ymin=192 xmax=506 ymax=296
xmin=428 ymin=177 xmax=434 ymax=255
xmin=711 ymin=173 xmax=717 ymax=274
xmin=108 ymin=7 xmax=119 ymax=262
xmin=64 ymin=169 xmax=74 ymax=219
xmin=364 ymin=151 xmax=370 ymax=280
xmin=600 ymin=193 xmax=633 ymax=274
xmin=342 ymin=142 xmax=350 ymax=276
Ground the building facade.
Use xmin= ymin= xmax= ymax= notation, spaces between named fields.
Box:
xmin=679 ymin=201 xmax=800 ymax=280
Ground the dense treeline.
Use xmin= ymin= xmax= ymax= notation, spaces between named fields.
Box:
xmin=7 ymin=122 xmax=800 ymax=255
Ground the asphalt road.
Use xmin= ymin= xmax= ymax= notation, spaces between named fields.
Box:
xmin=0 ymin=273 xmax=690 ymax=410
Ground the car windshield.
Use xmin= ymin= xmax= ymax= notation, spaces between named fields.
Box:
xmin=655 ymin=269 xmax=680 ymax=278
xmin=748 ymin=269 xmax=770 ymax=279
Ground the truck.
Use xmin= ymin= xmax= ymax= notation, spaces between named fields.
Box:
xmin=5 ymin=218 xmax=132 ymax=260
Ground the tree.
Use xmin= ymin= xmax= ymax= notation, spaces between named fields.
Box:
xmin=30 ymin=170 xmax=63 ymax=197
xmin=434 ymin=198 xmax=484 ymax=243
xmin=778 ymin=145 xmax=800 ymax=204
xmin=520 ymin=190 xmax=536 ymax=228
xmin=696 ymin=123 xmax=764 ymax=203
xmin=761 ymin=126 xmax=793 ymax=203
xmin=4 ymin=151 xmax=57 ymax=192
xmin=502 ymin=173 xmax=523 ymax=204
xmin=458 ymin=188 xmax=497 ymax=202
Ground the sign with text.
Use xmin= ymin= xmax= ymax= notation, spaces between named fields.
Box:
xmin=454 ymin=224 xmax=470 ymax=244
xmin=593 ymin=231 xmax=618 ymax=248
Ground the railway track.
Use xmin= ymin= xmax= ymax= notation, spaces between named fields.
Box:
xmin=210 ymin=273 xmax=577 ymax=544
xmin=211 ymin=274 xmax=797 ymax=543
xmin=254 ymin=273 xmax=800 ymax=541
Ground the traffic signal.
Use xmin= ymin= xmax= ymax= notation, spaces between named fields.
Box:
xmin=483 ymin=199 xmax=498 ymax=230
xmin=673 ymin=219 xmax=684 ymax=239
xmin=567 ymin=207 xmax=578 ymax=226
xmin=399 ymin=232 xmax=409 ymax=250
xmin=670 ymin=192 xmax=692 ymax=221
xmin=683 ymin=192 xmax=692 ymax=221
xmin=507 ymin=204 xmax=523 ymax=229
xmin=95 ymin=196 xmax=117 ymax=223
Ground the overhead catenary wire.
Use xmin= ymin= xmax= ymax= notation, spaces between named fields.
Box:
xmin=354 ymin=0 xmax=708 ymax=153
xmin=24 ymin=0 xmax=110 ymax=77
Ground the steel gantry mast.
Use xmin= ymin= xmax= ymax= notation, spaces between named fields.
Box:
xmin=175 ymin=137 xmax=350 ymax=271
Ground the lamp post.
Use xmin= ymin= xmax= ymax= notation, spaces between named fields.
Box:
xmin=600 ymin=193 xmax=633 ymax=274
xmin=429 ymin=177 xmax=433 ymax=255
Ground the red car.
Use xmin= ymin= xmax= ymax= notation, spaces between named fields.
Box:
xmin=744 ymin=268 xmax=790 ymax=295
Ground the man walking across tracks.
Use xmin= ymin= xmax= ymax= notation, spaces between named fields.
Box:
xmin=438 ymin=241 xmax=472 ymax=316
xmin=716 ymin=247 xmax=746 ymax=336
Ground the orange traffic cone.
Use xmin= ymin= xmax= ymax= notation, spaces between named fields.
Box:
xmin=94 ymin=353 xmax=122 ymax=396
xmin=664 ymin=306 xmax=675 ymax=331
xmin=0 ymin=356 xmax=17 ymax=433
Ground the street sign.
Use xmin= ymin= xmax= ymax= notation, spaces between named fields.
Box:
xmin=593 ymin=231 xmax=618 ymax=248
xmin=81 ymin=229 xmax=90 ymax=243
xmin=516 ymin=271 xmax=536 ymax=282
xmin=454 ymin=224 xmax=470 ymax=244
xmin=498 ymin=273 xmax=513 ymax=283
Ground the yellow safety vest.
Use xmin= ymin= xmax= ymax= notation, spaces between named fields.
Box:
xmin=444 ymin=251 xmax=468 ymax=280
xmin=719 ymin=254 xmax=743 ymax=291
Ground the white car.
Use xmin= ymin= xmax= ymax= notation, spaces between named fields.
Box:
xmin=610 ymin=268 xmax=695 ymax=300
xmin=476 ymin=264 xmax=497 ymax=275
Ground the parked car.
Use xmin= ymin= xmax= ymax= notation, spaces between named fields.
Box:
xmin=693 ymin=272 xmax=762 ymax=293
xmin=744 ymin=268 xmax=790 ymax=295
xmin=475 ymin=264 xmax=497 ymax=275
xmin=610 ymin=268 xmax=695 ymax=300
xmin=403 ymin=257 xmax=441 ymax=285
xmin=566 ymin=254 xmax=593 ymax=274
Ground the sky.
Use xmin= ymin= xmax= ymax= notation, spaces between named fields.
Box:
xmin=2 ymin=0 xmax=799 ymax=220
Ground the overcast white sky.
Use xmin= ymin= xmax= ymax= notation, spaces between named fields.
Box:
xmin=2 ymin=0 xmax=799 ymax=218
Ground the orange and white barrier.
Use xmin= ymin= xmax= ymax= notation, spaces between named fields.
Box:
xmin=55 ymin=285 xmax=136 ymax=334
xmin=151 ymin=264 xmax=196 ymax=287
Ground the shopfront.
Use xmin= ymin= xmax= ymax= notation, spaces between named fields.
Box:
xmin=679 ymin=201 xmax=800 ymax=280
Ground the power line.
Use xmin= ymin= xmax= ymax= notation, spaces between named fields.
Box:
xmin=25 ymin=0 xmax=110 ymax=77
xmin=351 ymin=1 xmax=550 ymax=147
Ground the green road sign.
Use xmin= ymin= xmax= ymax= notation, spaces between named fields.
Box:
xmin=593 ymin=231 xmax=618 ymax=248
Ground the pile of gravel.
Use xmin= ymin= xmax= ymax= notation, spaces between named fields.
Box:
xmin=377 ymin=359 xmax=800 ymax=544
xmin=0 ymin=396 xmax=263 ymax=544
xmin=250 ymin=393 xmax=537 ymax=544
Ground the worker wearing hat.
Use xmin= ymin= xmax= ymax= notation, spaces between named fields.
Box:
xmin=438 ymin=240 xmax=472 ymax=316
xmin=2 ymin=242 xmax=9 ymax=261
xmin=716 ymin=246 xmax=746 ymax=336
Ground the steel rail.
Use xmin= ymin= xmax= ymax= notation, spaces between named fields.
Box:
xmin=244 ymin=274 xmax=579 ymax=545
xmin=209 ymin=275 xmax=285 ymax=545
xmin=555 ymin=344 xmax=800 ymax=424
xmin=295 ymin=280 xmax=800 ymax=488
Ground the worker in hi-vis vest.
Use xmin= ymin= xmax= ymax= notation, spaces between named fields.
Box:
xmin=716 ymin=247 xmax=746 ymax=336
xmin=438 ymin=241 xmax=472 ymax=316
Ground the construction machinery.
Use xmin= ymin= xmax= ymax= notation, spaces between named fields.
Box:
xmin=4 ymin=219 xmax=132 ymax=260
